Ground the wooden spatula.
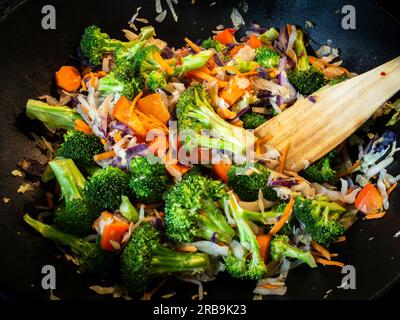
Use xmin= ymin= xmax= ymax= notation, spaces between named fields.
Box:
xmin=254 ymin=56 xmax=400 ymax=172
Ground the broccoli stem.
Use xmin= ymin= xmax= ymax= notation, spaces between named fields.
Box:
xmin=24 ymin=213 xmax=84 ymax=250
xmin=195 ymin=199 xmax=235 ymax=243
xmin=119 ymin=195 xmax=139 ymax=222
xmin=294 ymin=31 xmax=309 ymax=70
xmin=26 ymin=99 xmax=82 ymax=130
xmin=173 ymin=50 xmax=213 ymax=76
xmin=280 ymin=243 xmax=316 ymax=268
xmin=49 ymin=159 xmax=86 ymax=202
xmin=150 ymin=245 xmax=210 ymax=275
xmin=239 ymin=208 xmax=282 ymax=224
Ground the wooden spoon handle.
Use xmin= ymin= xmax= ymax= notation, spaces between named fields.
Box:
xmin=255 ymin=56 xmax=400 ymax=172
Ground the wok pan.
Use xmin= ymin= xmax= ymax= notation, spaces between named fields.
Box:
xmin=0 ymin=0 xmax=399 ymax=300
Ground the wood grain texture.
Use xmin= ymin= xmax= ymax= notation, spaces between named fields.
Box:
xmin=255 ymin=56 xmax=400 ymax=172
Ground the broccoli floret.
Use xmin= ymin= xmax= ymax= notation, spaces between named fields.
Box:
xmin=129 ymin=156 xmax=171 ymax=204
xmin=24 ymin=214 xmax=116 ymax=274
xmin=49 ymin=159 xmax=98 ymax=236
xmin=288 ymin=30 xmax=326 ymax=96
xmin=234 ymin=58 xmax=259 ymax=73
xmin=201 ymin=37 xmax=226 ymax=52
xmin=227 ymin=162 xmax=277 ymax=202
xmin=26 ymin=99 xmax=82 ymax=130
xmin=80 ymin=25 xmax=134 ymax=66
xmin=270 ymin=234 xmax=316 ymax=268
xmin=164 ymin=173 xmax=235 ymax=244
xmin=255 ymin=47 xmax=280 ymax=69
xmin=84 ymin=166 xmax=131 ymax=212
xmin=98 ymin=72 xmax=143 ymax=99
xmin=294 ymin=196 xmax=346 ymax=246
xmin=56 ymin=130 xmax=103 ymax=173
xmin=147 ymin=70 xmax=167 ymax=91
xmin=176 ymin=84 xmax=256 ymax=156
xmin=224 ymin=192 xmax=268 ymax=280
xmin=301 ymin=151 xmax=336 ymax=184
xmin=121 ymin=223 xmax=210 ymax=292
xmin=240 ymin=112 xmax=268 ymax=129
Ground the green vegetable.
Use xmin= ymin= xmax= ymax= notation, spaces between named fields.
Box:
xmin=294 ymin=196 xmax=346 ymax=246
xmin=255 ymin=47 xmax=280 ymax=69
xmin=259 ymin=28 xmax=279 ymax=44
xmin=98 ymin=72 xmax=143 ymax=100
xmin=385 ymin=99 xmax=400 ymax=126
xmin=235 ymin=58 xmax=259 ymax=73
xmin=26 ymin=99 xmax=82 ymax=130
xmin=270 ymin=234 xmax=316 ymax=267
xmin=129 ymin=156 xmax=171 ymax=204
xmin=121 ymin=223 xmax=210 ymax=292
xmin=201 ymin=37 xmax=226 ymax=52
xmin=147 ymin=70 xmax=167 ymax=92
xmin=240 ymin=112 xmax=267 ymax=129
xmin=224 ymin=192 xmax=268 ymax=280
xmin=49 ymin=159 xmax=97 ymax=236
xmin=119 ymin=196 xmax=139 ymax=222
xmin=227 ymin=162 xmax=277 ymax=202
xmin=164 ymin=173 xmax=235 ymax=243
xmin=173 ymin=50 xmax=214 ymax=76
xmin=84 ymin=166 xmax=131 ymax=212
xmin=288 ymin=30 xmax=326 ymax=96
xmin=301 ymin=151 xmax=336 ymax=184
xmin=24 ymin=214 xmax=116 ymax=274
xmin=328 ymin=74 xmax=347 ymax=86
xmin=56 ymin=130 xmax=103 ymax=173
xmin=176 ymin=83 xmax=256 ymax=156
xmin=237 ymin=202 xmax=285 ymax=225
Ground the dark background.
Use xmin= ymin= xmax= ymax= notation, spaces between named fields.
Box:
xmin=0 ymin=0 xmax=399 ymax=301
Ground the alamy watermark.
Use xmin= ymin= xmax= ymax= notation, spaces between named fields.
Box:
xmin=41 ymin=5 xmax=56 ymax=29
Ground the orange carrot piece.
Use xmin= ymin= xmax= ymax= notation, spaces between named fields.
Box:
xmin=229 ymin=44 xmax=245 ymax=57
xmin=153 ymin=52 xmax=174 ymax=75
xmin=311 ymin=241 xmax=331 ymax=261
xmin=189 ymin=69 xmax=228 ymax=88
xmin=219 ymin=78 xmax=245 ymax=105
xmin=247 ymin=34 xmax=262 ymax=48
xmin=336 ymin=160 xmax=361 ymax=178
xmin=129 ymin=91 xmax=143 ymax=118
xmin=278 ymin=141 xmax=291 ymax=173
xmin=101 ymin=222 xmax=130 ymax=251
xmin=137 ymin=93 xmax=171 ymax=124
xmin=269 ymin=196 xmax=295 ymax=235
xmin=387 ymin=182 xmax=398 ymax=196
xmin=93 ymin=150 xmax=116 ymax=162
xmin=55 ymin=66 xmax=81 ymax=92
xmin=256 ymin=234 xmax=273 ymax=261
xmin=365 ymin=211 xmax=386 ymax=220
xmin=213 ymin=161 xmax=232 ymax=183
xmin=184 ymin=37 xmax=201 ymax=53
xmin=333 ymin=236 xmax=346 ymax=243
xmin=74 ymin=119 xmax=92 ymax=134
xmin=261 ymin=283 xmax=281 ymax=289
xmin=113 ymin=96 xmax=147 ymax=137
xmin=355 ymin=183 xmax=383 ymax=214
xmin=214 ymin=28 xmax=235 ymax=45
xmin=315 ymin=258 xmax=345 ymax=267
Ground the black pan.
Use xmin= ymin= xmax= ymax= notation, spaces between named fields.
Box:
xmin=0 ymin=0 xmax=399 ymax=300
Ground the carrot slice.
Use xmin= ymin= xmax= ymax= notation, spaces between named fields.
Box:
xmin=311 ymin=241 xmax=331 ymax=261
xmin=93 ymin=150 xmax=116 ymax=162
xmin=189 ymin=69 xmax=228 ymax=88
xmin=269 ymin=196 xmax=295 ymax=235
xmin=214 ymin=28 xmax=236 ymax=45
xmin=219 ymin=78 xmax=245 ymax=105
xmin=184 ymin=37 xmax=201 ymax=53
xmin=387 ymin=182 xmax=398 ymax=196
xmin=153 ymin=52 xmax=174 ymax=75
xmin=213 ymin=161 xmax=232 ymax=183
xmin=101 ymin=222 xmax=130 ymax=251
xmin=55 ymin=66 xmax=81 ymax=92
xmin=365 ymin=211 xmax=386 ymax=220
xmin=355 ymin=183 xmax=383 ymax=214
xmin=74 ymin=119 xmax=92 ymax=134
xmin=315 ymin=258 xmax=345 ymax=267
xmin=113 ymin=96 xmax=147 ymax=137
xmin=333 ymin=235 xmax=346 ymax=243
xmin=137 ymin=93 xmax=171 ymax=125
xmin=247 ymin=34 xmax=262 ymax=48
xmin=256 ymin=234 xmax=273 ymax=261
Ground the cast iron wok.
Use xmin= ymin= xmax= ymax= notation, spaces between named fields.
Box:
xmin=0 ymin=0 xmax=399 ymax=300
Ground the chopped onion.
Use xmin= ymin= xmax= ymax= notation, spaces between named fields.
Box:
xmin=191 ymin=241 xmax=229 ymax=257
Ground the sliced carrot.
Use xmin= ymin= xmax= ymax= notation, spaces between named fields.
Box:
xmin=129 ymin=91 xmax=143 ymax=118
xmin=153 ymin=52 xmax=174 ymax=75
xmin=365 ymin=211 xmax=386 ymax=220
xmin=219 ymin=78 xmax=245 ymax=106
xmin=184 ymin=37 xmax=201 ymax=53
xmin=176 ymin=245 xmax=198 ymax=252
xmin=214 ymin=28 xmax=236 ymax=45
xmin=311 ymin=241 xmax=331 ymax=261
xmin=213 ymin=161 xmax=232 ymax=183
xmin=315 ymin=258 xmax=345 ymax=267
xmin=387 ymin=182 xmax=398 ymax=196
xmin=101 ymin=222 xmax=130 ymax=251
xmin=336 ymin=160 xmax=361 ymax=178
xmin=261 ymin=283 xmax=281 ymax=290
xmin=189 ymin=69 xmax=228 ymax=88
xmin=333 ymin=235 xmax=346 ymax=243
xmin=113 ymin=96 xmax=147 ymax=137
xmin=55 ymin=66 xmax=81 ymax=92
xmin=74 ymin=119 xmax=92 ymax=134
xmin=278 ymin=141 xmax=291 ymax=173
xmin=355 ymin=183 xmax=383 ymax=215
xmin=229 ymin=44 xmax=245 ymax=57
xmin=137 ymin=93 xmax=171 ymax=124
xmin=93 ymin=150 xmax=116 ymax=162
xmin=256 ymin=234 xmax=273 ymax=261
xmin=247 ymin=34 xmax=262 ymax=48
xmin=269 ymin=196 xmax=295 ymax=235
